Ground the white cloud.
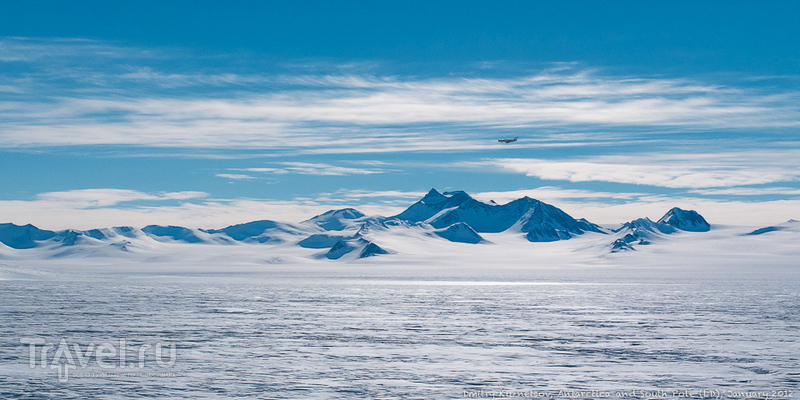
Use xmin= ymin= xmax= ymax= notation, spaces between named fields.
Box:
xmin=472 ymin=187 xmax=645 ymax=204
xmin=232 ymin=163 xmax=384 ymax=176
xmin=689 ymin=187 xmax=800 ymax=196
xmin=331 ymin=189 xmax=428 ymax=199
xmin=35 ymin=189 xmax=208 ymax=208
xmin=471 ymin=153 xmax=800 ymax=189
xmin=2 ymin=38 xmax=799 ymax=152
xmin=311 ymin=189 xmax=428 ymax=207
xmin=278 ymin=162 xmax=383 ymax=176
xmin=215 ymin=173 xmax=257 ymax=180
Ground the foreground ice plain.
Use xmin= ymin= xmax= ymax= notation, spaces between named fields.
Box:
xmin=1 ymin=224 xmax=799 ymax=399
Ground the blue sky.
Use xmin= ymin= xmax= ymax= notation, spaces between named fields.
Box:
xmin=1 ymin=1 xmax=799 ymax=229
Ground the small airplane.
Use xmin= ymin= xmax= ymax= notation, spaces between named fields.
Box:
xmin=498 ymin=136 xmax=518 ymax=143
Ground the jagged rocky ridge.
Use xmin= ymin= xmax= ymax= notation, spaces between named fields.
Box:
xmin=0 ymin=189 xmax=718 ymax=259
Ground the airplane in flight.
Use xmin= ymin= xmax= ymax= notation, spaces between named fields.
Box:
xmin=498 ymin=136 xmax=518 ymax=143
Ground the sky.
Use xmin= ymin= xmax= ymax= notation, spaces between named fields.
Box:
xmin=1 ymin=1 xmax=799 ymax=229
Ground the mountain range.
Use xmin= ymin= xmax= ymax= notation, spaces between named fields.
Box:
xmin=0 ymin=188 xmax=737 ymax=261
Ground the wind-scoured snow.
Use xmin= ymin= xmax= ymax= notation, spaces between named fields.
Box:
xmin=1 ymin=222 xmax=798 ymax=398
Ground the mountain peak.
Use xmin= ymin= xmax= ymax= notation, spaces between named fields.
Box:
xmin=657 ymin=208 xmax=710 ymax=232
xmin=420 ymin=188 xmax=447 ymax=205
xmin=310 ymin=208 xmax=364 ymax=220
xmin=393 ymin=189 xmax=600 ymax=241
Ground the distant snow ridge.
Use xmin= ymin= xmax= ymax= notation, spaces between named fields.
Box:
xmin=393 ymin=189 xmax=602 ymax=242
xmin=303 ymin=208 xmax=365 ymax=231
xmin=202 ymin=220 xmax=301 ymax=243
xmin=747 ymin=219 xmax=800 ymax=235
xmin=143 ymin=225 xmax=203 ymax=243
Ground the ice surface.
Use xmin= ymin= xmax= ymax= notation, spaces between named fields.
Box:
xmin=1 ymin=248 xmax=798 ymax=398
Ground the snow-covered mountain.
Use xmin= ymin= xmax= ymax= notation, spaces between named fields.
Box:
xmin=610 ymin=208 xmax=711 ymax=252
xmin=0 ymin=189 xmax=734 ymax=261
xmin=302 ymin=208 xmax=367 ymax=231
xmin=657 ymin=207 xmax=711 ymax=232
xmin=0 ymin=223 xmax=57 ymax=249
xmin=392 ymin=189 xmax=603 ymax=242
xmin=201 ymin=220 xmax=304 ymax=243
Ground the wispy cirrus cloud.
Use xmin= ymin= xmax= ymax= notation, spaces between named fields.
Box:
xmin=689 ymin=187 xmax=800 ymax=196
xmin=215 ymin=173 xmax=258 ymax=180
xmin=2 ymin=38 xmax=799 ymax=153
xmin=466 ymin=151 xmax=800 ymax=189
xmin=34 ymin=189 xmax=208 ymax=208
xmin=312 ymin=189 xmax=428 ymax=207
xmin=230 ymin=162 xmax=384 ymax=176
xmin=472 ymin=187 xmax=646 ymax=204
